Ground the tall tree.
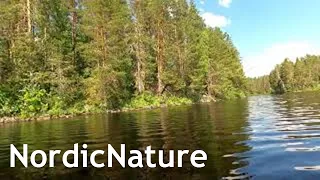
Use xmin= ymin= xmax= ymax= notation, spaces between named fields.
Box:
xmin=0 ymin=0 xmax=249 ymax=117
xmin=82 ymin=0 xmax=133 ymax=109
xmin=129 ymin=0 xmax=151 ymax=94
xmin=280 ymin=59 xmax=294 ymax=91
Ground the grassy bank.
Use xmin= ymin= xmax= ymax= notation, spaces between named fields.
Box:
xmin=0 ymin=82 xmax=248 ymax=124
xmin=248 ymin=85 xmax=320 ymax=97
xmin=0 ymin=91 xmax=197 ymax=124
xmin=291 ymin=85 xmax=320 ymax=93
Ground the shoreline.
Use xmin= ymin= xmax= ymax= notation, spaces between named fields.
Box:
xmin=0 ymin=103 xmax=197 ymax=125
xmin=0 ymin=95 xmax=220 ymax=124
xmin=0 ymin=114 xmax=76 ymax=124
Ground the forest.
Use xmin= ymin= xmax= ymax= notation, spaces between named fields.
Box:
xmin=0 ymin=0 xmax=247 ymax=118
xmin=248 ymin=55 xmax=320 ymax=94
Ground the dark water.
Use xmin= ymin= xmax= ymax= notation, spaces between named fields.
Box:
xmin=1 ymin=92 xmax=320 ymax=179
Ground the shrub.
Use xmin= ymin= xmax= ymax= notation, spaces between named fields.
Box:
xmin=125 ymin=92 xmax=162 ymax=109
xmin=47 ymin=95 xmax=65 ymax=116
xmin=125 ymin=92 xmax=193 ymax=109
xmin=19 ymin=86 xmax=48 ymax=118
xmin=0 ymin=89 xmax=19 ymax=116
xmin=165 ymin=96 xmax=192 ymax=106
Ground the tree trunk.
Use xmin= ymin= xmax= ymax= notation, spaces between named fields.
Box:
xmin=156 ymin=13 xmax=164 ymax=95
xmin=135 ymin=25 xmax=145 ymax=93
xmin=100 ymin=27 xmax=107 ymax=105
xmin=136 ymin=58 xmax=144 ymax=93
xmin=130 ymin=0 xmax=145 ymax=94
xmin=26 ymin=0 xmax=32 ymax=34
xmin=135 ymin=42 xmax=145 ymax=94
xmin=70 ymin=0 xmax=77 ymax=65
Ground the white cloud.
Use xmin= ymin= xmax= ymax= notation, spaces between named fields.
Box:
xmin=201 ymin=12 xmax=231 ymax=28
xmin=200 ymin=0 xmax=206 ymax=5
xmin=243 ymin=42 xmax=320 ymax=77
xmin=219 ymin=0 xmax=232 ymax=8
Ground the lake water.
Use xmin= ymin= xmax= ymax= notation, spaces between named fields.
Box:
xmin=1 ymin=92 xmax=320 ymax=179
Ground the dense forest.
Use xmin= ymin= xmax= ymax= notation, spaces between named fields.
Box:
xmin=0 ymin=0 xmax=247 ymax=118
xmin=247 ymin=75 xmax=271 ymax=95
xmin=248 ymin=55 xmax=320 ymax=94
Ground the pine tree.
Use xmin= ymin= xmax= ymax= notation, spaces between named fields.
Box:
xmin=280 ymin=59 xmax=294 ymax=91
xmin=267 ymin=55 xmax=320 ymax=94
xmin=129 ymin=0 xmax=154 ymax=94
xmin=82 ymin=0 xmax=133 ymax=109
xmin=149 ymin=0 xmax=169 ymax=95
xmin=184 ymin=2 xmax=207 ymax=97
xmin=0 ymin=0 xmax=250 ymax=117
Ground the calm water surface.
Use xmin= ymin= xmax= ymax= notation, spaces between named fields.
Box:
xmin=1 ymin=92 xmax=320 ymax=179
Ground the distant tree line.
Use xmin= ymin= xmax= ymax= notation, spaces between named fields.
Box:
xmin=0 ymin=0 xmax=246 ymax=118
xmin=247 ymin=75 xmax=271 ymax=95
xmin=248 ymin=55 xmax=320 ymax=94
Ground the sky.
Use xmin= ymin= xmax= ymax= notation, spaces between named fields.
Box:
xmin=195 ymin=0 xmax=320 ymax=77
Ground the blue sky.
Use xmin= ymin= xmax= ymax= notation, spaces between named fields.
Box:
xmin=196 ymin=0 xmax=320 ymax=77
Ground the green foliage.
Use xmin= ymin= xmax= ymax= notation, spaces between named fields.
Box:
xmin=280 ymin=59 xmax=295 ymax=91
xmin=19 ymin=86 xmax=48 ymax=118
xmin=0 ymin=88 xmax=18 ymax=116
xmin=47 ymin=95 xmax=65 ymax=116
xmin=221 ymin=87 xmax=247 ymax=100
xmin=125 ymin=93 xmax=162 ymax=109
xmin=247 ymin=76 xmax=271 ymax=95
xmin=67 ymin=102 xmax=86 ymax=115
xmin=268 ymin=55 xmax=320 ymax=94
xmin=165 ymin=96 xmax=193 ymax=106
xmin=0 ymin=0 xmax=248 ymax=119
xmin=124 ymin=92 xmax=192 ymax=109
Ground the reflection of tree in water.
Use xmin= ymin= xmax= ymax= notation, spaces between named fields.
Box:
xmin=0 ymin=100 xmax=252 ymax=179
xmin=188 ymin=100 xmax=252 ymax=179
xmin=0 ymin=116 xmax=98 ymax=179
xmin=274 ymin=92 xmax=320 ymax=119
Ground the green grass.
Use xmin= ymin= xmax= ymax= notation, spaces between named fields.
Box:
xmin=124 ymin=92 xmax=193 ymax=109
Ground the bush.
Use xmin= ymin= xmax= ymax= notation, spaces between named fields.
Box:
xmin=47 ymin=95 xmax=65 ymax=116
xmin=125 ymin=92 xmax=193 ymax=109
xmin=67 ymin=101 xmax=86 ymax=115
xmin=215 ymin=84 xmax=246 ymax=100
xmin=19 ymin=86 xmax=48 ymax=118
xmin=125 ymin=92 xmax=162 ymax=109
xmin=165 ymin=96 xmax=192 ymax=106
xmin=0 ymin=89 xmax=19 ymax=116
